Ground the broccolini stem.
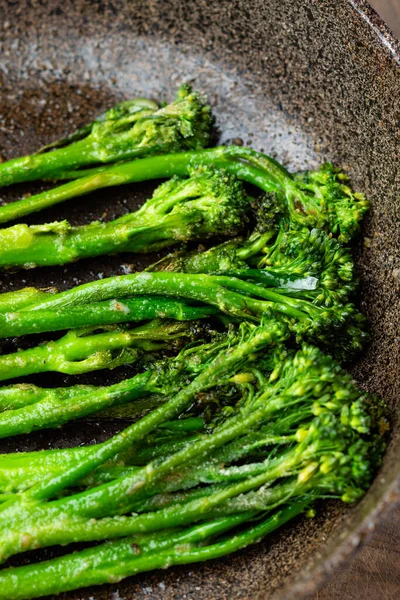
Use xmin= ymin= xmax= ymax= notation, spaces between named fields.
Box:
xmin=0 ymin=297 xmax=217 ymax=337
xmin=0 ymin=272 xmax=336 ymax=341
xmin=0 ymin=319 xmax=192 ymax=381
xmin=0 ymin=424 xmax=295 ymax=494
xmin=0 ymin=508 xmax=308 ymax=600
xmin=0 ymin=324 xmax=282 ymax=560
xmin=0 ymin=453 xmax=301 ymax=560
xmin=7 ymin=272 xmax=268 ymax=314
xmin=0 ymin=287 xmax=58 ymax=313
xmin=0 ymin=383 xmax=95 ymax=412
xmin=0 ymin=271 xmax=365 ymax=360
xmin=0 ymin=372 xmax=157 ymax=439
xmin=0 ymin=170 xmax=129 ymax=223
xmin=0 ymin=330 xmax=138 ymax=381
xmin=0 ymin=147 xmax=284 ymax=224
xmin=0 ymin=216 xmax=199 ymax=268
xmin=0 ymin=273 xmax=268 ymax=329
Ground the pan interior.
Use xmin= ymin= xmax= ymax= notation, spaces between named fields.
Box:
xmin=0 ymin=1 xmax=399 ymax=599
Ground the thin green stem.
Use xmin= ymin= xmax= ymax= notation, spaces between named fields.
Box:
xmin=0 ymin=147 xmax=285 ymax=224
xmin=0 ymin=297 xmax=216 ymax=337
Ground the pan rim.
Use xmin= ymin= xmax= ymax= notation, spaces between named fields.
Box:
xmin=272 ymin=2 xmax=400 ymax=598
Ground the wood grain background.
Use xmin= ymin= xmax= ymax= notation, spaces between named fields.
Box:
xmin=371 ymin=0 xmax=400 ymax=36
xmin=312 ymin=2 xmax=400 ymax=599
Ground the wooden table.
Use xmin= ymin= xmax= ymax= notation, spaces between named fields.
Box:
xmin=312 ymin=506 xmax=400 ymax=599
xmin=312 ymin=2 xmax=400 ymax=599
xmin=370 ymin=0 xmax=400 ymax=37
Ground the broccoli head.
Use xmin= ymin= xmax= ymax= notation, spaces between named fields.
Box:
xmin=192 ymin=147 xmax=369 ymax=242
xmin=38 ymin=98 xmax=160 ymax=153
xmin=293 ymin=163 xmax=370 ymax=243
xmin=150 ymin=222 xmax=356 ymax=306
xmin=193 ymin=342 xmax=389 ymax=506
xmin=257 ymin=226 xmax=357 ymax=305
xmin=132 ymin=166 xmax=250 ymax=243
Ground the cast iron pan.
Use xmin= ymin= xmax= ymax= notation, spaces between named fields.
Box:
xmin=0 ymin=1 xmax=399 ymax=598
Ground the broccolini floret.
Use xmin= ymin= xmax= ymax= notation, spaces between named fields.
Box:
xmin=293 ymin=163 xmax=370 ymax=243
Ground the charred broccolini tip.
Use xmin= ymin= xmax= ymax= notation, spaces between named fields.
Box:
xmin=293 ymin=163 xmax=370 ymax=243
xmin=36 ymin=97 xmax=160 ymax=153
xmin=210 ymin=149 xmax=370 ymax=241
xmin=151 ymin=202 xmax=357 ymax=306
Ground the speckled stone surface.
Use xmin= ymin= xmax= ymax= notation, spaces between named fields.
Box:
xmin=0 ymin=1 xmax=399 ymax=599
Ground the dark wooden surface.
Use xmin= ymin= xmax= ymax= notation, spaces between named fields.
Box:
xmin=312 ymin=506 xmax=400 ymax=599
xmin=312 ymin=2 xmax=400 ymax=599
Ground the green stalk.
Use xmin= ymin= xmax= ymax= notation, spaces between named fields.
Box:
xmin=0 ymin=287 xmax=58 ymax=313
xmin=0 ymin=421 xmax=296 ymax=494
xmin=0 ymin=272 xmax=330 ymax=340
xmin=0 ymin=215 xmax=204 ymax=268
xmin=0 ymin=383 xmax=95 ymax=412
xmin=0 ymin=145 xmax=366 ymax=242
xmin=0 ymin=297 xmax=216 ymax=337
xmin=0 ymin=318 xmax=208 ymax=433
xmin=0 ymin=508 xmax=312 ymax=600
xmin=0 ymin=147 xmax=284 ymax=224
xmin=0 ymin=271 xmax=366 ymax=359
xmin=0 ymin=373 xmax=156 ymax=439
xmin=0 ymin=323 xmax=283 ymax=561
xmin=0 ymin=319 xmax=193 ymax=381
xmin=0 ymin=458 xmax=301 ymax=560
xmin=0 ymin=386 xmax=305 ymax=559
xmin=0 ymin=329 xmax=137 ymax=381
xmin=4 ymin=272 xmax=275 ymax=315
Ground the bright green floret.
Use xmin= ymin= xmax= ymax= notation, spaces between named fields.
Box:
xmin=36 ymin=97 xmax=160 ymax=153
xmin=152 ymin=214 xmax=356 ymax=306
xmin=293 ymin=163 xmax=370 ymax=243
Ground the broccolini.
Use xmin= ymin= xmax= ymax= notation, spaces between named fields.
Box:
xmin=0 ymin=147 xmax=368 ymax=241
xmin=0 ymin=85 xmax=212 ymax=190
xmin=0 ymin=168 xmax=248 ymax=269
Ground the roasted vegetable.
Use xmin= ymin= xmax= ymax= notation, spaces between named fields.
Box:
xmin=0 ymin=86 xmax=212 ymax=192
xmin=0 ymin=340 xmax=387 ymax=600
xmin=0 ymin=168 xmax=248 ymax=269
xmin=0 ymin=147 xmax=368 ymax=241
